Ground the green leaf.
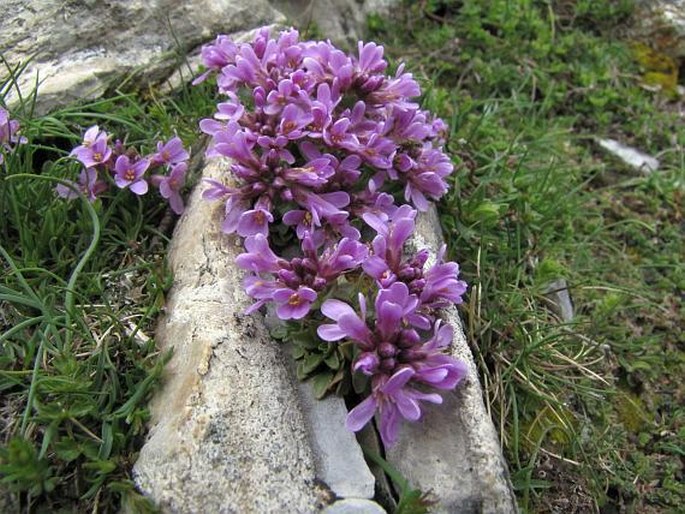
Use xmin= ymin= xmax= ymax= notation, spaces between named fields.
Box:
xmin=301 ymin=352 xmax=324 ymax=375
xmin=54 ymin=439 xmax=82 ymax=463
xmin=292 ymin=345 xmax=305 ymax=360
xmin=352 ymin=371 xmax=369 ymax=395
xmin=311 ymin=371 xmax=334 ymax=399
xmin=323 ymin=351 xmax=340 ymax=370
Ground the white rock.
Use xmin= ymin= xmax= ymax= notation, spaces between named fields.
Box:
xmin=133 ymin=158 xmax=324 ymax=512
xmin=293 ymin=370 xmax=376 ymax=499
xmin=1 ymin=0 xmax=285 ymax=115
xmin=323 ymin=498 xmax=387 ymax=513
xmin=597 ymin=138 xmax=659 ymax=174
xmin=384 ymin=207 xmax=518 ymax=514
xmin=543 ymin=278 xmax=574 ymax=323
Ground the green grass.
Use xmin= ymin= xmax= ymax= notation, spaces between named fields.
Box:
xmin=0 ymin=64 xmax=216 ymax=511
xmin=369 ymin=1 xmax=684 ymax=512
xmin=2 ymin=2 xmax=684 ymax=512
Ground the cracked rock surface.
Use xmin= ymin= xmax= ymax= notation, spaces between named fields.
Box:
xmin=2 ymin=1 xmax=399 ymax=116
xmin=133 ymin=158 xmax=327 ymax=512
xmin=1 ymin=1 xmax=285 ymax=116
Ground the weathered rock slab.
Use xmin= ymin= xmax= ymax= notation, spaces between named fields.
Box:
xmin=323 ymin=498 xmax=387 ymax=513
xmin=293 ymin=369 xmax=376 ymax=500
xmin=1 ymin=1 xmax=284 ymax=115
xmin=385 ymin=208 xmax=518 ymax=514
xmin=133 ymin=158 xmax=324 ymax=512
xmin=2 ymin=0 xmax=400 ymax=116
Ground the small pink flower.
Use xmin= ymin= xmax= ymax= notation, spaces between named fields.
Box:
xmin=114 ymin=155 xmax=149 ymax=195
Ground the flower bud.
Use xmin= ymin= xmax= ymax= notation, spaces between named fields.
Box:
xmin=409 ymin=278 xmax=426 ymax=294
xmin=379 ymin=357 xmax=397 ymax=372
xmin=312 ymin=277 xmax=328 ymax=291
xmin=377 ymin=342 xmax=397 ymax=358
xmin=281 ymin=188 xmax=294 ymax=201
xmin=353 ymin=352 xmax=379 ymax=375
xmin=399 ymin=348 xmax=424 ymax=362
xmin=398 ymin=266 xmax=416 ymax=281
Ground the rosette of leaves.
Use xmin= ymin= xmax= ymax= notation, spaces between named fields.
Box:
xmin=269 ymin=322 xmax=369 ymax=399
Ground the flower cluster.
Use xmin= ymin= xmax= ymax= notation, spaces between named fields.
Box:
xmin=0 ymin=107 xmax=27 ymax=165
xmin=198 ymin=27 xmax=453 ymax=242
xmin=200 ymin=27 xmax=469 ymax=447
xmin=57 ymin=126 xmax=190 ymax=214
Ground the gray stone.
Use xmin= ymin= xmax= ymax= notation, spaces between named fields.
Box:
xmin=356 ymin=426 xmax=397 ymax=512
xmin=1 ymin=0 xmax=400 ymax=116
xmin=633 ymin=1 xmax=685 ymax=59
xmin=596 ymin=138 xmax=659 ymax=175
xmin=323 ymin=498 xmax=387 ymax=513
xmin=133 ymin=157 xmax=325 ymax=512
xmin=384 ymin=207 xmax=518 ymax=514
xmin=543 ymin=278 xmax=574 ymax=323
xmin=292 ymin=363 xmax=376 ymax=500
xmin=1 ymin=1 xmax=285 ymax=115
xmin=268 ymin=0 xmax=399 ymax=47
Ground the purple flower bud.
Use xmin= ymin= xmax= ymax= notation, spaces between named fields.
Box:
xmin=353 ymin=352 xmax=379 ymax=375
xmin=377 ymin=343 xmax=397 ymax=358
xmin=379 ymin=357 xmax=397 ymax=372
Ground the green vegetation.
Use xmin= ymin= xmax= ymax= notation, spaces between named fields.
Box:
xmin=0 ymin=68 xmax=215 ymax=511
xmin=1 ymin=1 xmax=683 ymax=512
xmin=369 ymin=0 xmax=684 ymax=511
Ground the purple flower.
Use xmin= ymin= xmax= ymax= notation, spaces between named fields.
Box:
xmin=316 ymin=238 xmax=368 ymax=280
xmin=55 ymin=168 xmax=107 ymax=202
xmin=283 ymin=209 xmax=316 ymax=239
xmin=346 ymin=367 xmax=443 ymax=447
xmin=114 ymin=155 xmax=150 ymax=195
xmin=236 ymin=234 xmax=285 ymax=273
xmin=362 ymin=205 xmax=416 ymax=276
xmin=152 ymin=162 xmax=187 ymax=214
xmin=237 ymin=207 xmax=274 ymax=237
xmin=403 ymin=321 xmax=468 ymax=390
xmin=71 ymin=127 xmax=111 ymax=169
xmin=152 ymin=137 xmax=189 ymax=166
xmin=318 ymin=295 xmax=372 ymax=345
xmin=356 ymin=41 xmax=387 ymax=74
xmin=273 ymin=286 xmax=317 ymax=320
xmin=192 ymin=34 xmax=239 ymax=85
xmin=279 ymin=104 xmax=313 ymax=140
xmin=0 ymin=108 xmax=27 ymax=164
xmin=420 ymin=245 xmax=468 ymax=308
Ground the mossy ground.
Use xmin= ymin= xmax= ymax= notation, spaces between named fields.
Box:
xmin=368 ymin=1 xmax=683 ymax=512
xmin=1 ymin=1 xmax=683 ymax=512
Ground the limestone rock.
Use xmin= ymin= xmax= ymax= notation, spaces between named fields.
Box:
xmin=384 ymin=207 xmax=518 ymax=514
xmin=292 ymin=365 xmax=376 ymax=500
xmin=543 ymin=278 xmax=574 ymax=323
xmin=133 ymin=157 xmax=323 ymax=512
xmin=323 ymin=498 xmax=387 ymax=513
xmin=1 ymin=0 xmax=400 ymax=116
xmin=268 ymin=0 xmax=399 ymax=47
xmin=597 ymin=138 xmax=659 ymax=175
xmin=1 ymin=1 xmax=284 ymax=115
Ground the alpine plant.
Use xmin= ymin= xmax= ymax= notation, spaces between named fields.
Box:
xmin=57 ymin=26 xmax=469 ymax=448
xmin=58 ymin=125 xmax=191 ymax=214
xmin=199 ymin=27 xmax=468 ymax=447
